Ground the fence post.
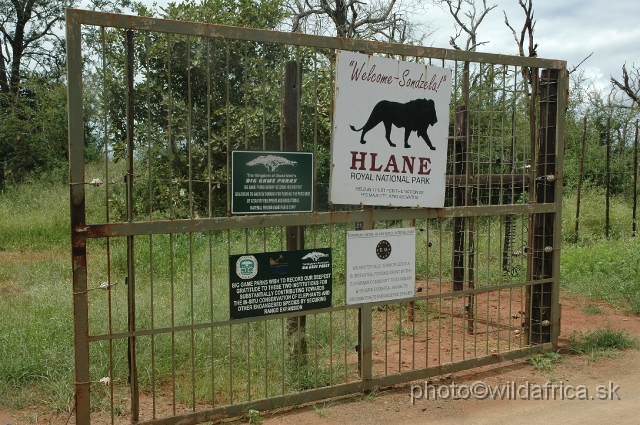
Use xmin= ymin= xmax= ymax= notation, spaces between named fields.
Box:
xmin=606 ymin=117 xmax=611 ymax=239
xmin=633 ymin=120 xmax=638 ymax=236
xmin=529 ymin=69 xmax=559 ymax=345
xmin=574 ymin=116 xmax=587 ymax=244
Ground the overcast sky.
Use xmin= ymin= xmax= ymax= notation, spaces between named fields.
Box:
xmin=134 ymin=0 xmax=638 ymax=90
xmin=422 ymin=0 xmax=640 ymax=90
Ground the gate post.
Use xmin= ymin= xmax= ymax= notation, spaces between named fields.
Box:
xmin=529 ymin=68 xmax=563 ymax=345
xmin=67 ymin=9 xmax=91 ymax=424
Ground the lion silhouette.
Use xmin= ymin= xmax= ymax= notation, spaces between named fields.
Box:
xmin=349 ymin=98 xmax=438 ymax=150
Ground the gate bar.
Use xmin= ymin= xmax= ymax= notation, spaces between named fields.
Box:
xmin=135 ymin=344 xmax=552 ymax=425
xmin=66 ymin=9 xmax=563 ymax=69
xmin=84 ymin=203 xmax=557 ymax=238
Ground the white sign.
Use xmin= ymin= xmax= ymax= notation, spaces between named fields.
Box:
xmin=346 ymin=228 xmax=415 ymax=305
xmin=330 ymin=50 xmax=452 ymax=208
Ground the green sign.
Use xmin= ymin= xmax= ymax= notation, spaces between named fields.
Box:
xmin=229 ymin=248 xmax=332 ymax=320
xmin=231 ymin=151 xmax=314 ymax=214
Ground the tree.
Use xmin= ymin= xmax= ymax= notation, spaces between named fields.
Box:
xmin=0 ymin=73 xmax=74 ymax=183
xmin=288 ymin=0 xmax=426 ymax=43
xmin=86 ymin=0 xmax=291 ymax=218
xmin=0 ymin=0 xmax=84 ymax=184
xmin=0 ymin=0 xmax=77 ymax=95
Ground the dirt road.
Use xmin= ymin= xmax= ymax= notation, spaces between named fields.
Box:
xmin=260 ymin=349 xmax=640 ymax=425
xmin=1 ymin=295 xmax=639 ymax=425
xmin=259 ymin=295 xmax=640 ymax=425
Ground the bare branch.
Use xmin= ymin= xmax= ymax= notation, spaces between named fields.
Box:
xmin=0 ymin=24 xmax=15 ymax=45
xmin=503 ymin=10 xmax=523 ymax=56
xmin=439 ymin=0 xmax=496 ymax=52
xmin=504 ymin=0 xmax=537 ymax=58
xmin=568 ymin=52 xmax=593 ymax=75
xmin=0 ymin=0 xmax=72 ymax=93
xmin=354 ymin=0 xmax=397 ymax=31
xmin=291 ymin=0 xmax=324 ymax=33
xmin=611 ymin=64 xmax=640 ymax=105
xmin=23 ymin=16 xmax=62 ymax=48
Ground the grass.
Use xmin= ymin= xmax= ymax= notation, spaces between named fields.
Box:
xmin=1 ymin=169 xmax=639 ymax=414
xmin=246 ymin=409 xmax=262 ymax=424
xmin=313 ymin=401 xmax=332 ymax=417
xmin=0 ymin=168 xmax=69 ymax=251
xmin=0 ymin=163 xmax=361 ymax=411
xmin=0 ymin=169 xmax=75 ymax=410
xmin=561 ymin=188 xmax=640 ymax=315
xmin=529 ymin=351 xmax=561 ymax=371
xmin=581 ymin=304 xmax=606 ymax=316
xmin=566 ymin=327 xmax=638 ymax=360
xmin=561 ymin=238 xmax=640 ymax=314
xmin=531 ymin=326 xmax=637 ymax=370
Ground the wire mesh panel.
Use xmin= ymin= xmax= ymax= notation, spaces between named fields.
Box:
xmin=67 ymin=8 xmax=566 ymax=424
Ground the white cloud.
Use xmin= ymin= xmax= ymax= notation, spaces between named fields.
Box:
xmin=422 ymin=0 xmax=640 ymax=90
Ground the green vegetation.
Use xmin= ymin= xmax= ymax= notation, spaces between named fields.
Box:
xmin=581 ymin=304 xmax=606 ymax=316
xmin=0 ymin=173 xmax=74 ymax=410
xmin=567 ymin=328 xmax=637 ymax=360
xmin=561 ymin=189 xmax=640 ymax=315
xmin=313 ymin=401 xmax=332 ymax=417
xmin=529 ymin=351 xmax=561 ymax=371
xmin=2 ymin=170 xmax=639 ymax=413
xmin=0 ymin=165 xmax=361 ymax=412
xmin=530 ymin=326 xmax=637 ymax=370
xmin=246 ymin=409 xmax=262 ymax=424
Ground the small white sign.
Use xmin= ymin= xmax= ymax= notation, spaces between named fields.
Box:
xmin=346 ymin=227 xmax=415 ymax=305
xmin=330 ymin=50 xmax=452 ymax=208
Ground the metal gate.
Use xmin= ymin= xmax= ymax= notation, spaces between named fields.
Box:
xmin=67 ymin=8 xmax=566 ymax=424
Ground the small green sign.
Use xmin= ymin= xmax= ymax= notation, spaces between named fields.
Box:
xmin=231 ymin=151 xmax=313 ymax=214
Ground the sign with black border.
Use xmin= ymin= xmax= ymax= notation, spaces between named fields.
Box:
xmin=229 ymin=248 xmax=332 ymax=320
xmin=231 ymin=151 xmax=313 ymax=214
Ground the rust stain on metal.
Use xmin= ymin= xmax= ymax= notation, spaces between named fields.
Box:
xmin=85 ymin=224 xmax=110 ymax=239
xmin=72 ymin=253 xmax=86 ymax=269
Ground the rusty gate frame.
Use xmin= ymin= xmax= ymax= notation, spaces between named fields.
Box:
xmin=67 ymin=8 xmax=567 ymax=424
